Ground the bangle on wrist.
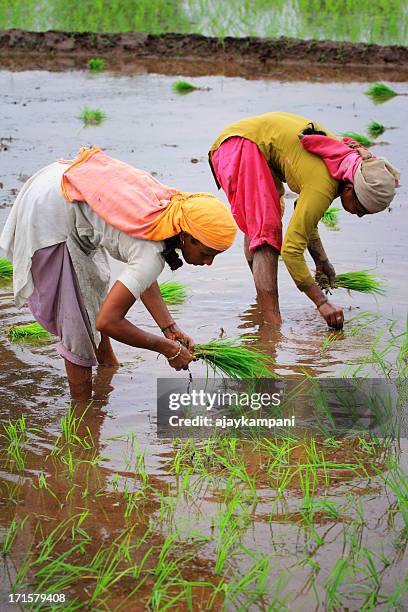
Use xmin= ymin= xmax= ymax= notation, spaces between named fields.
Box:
xmin=161 ymin=322 xmax=175 ymax=334
xmin=167 ymin=340 xmax=182 ymax=361
xmin=316 ymin=296 xmax=329 ymax=309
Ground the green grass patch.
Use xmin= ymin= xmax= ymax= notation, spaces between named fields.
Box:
xmin=0 ymin=257 xmax=13 ymax=279
xmin=367 ymin=121 xmax=385 ymax=137
xmin=159 ymin=281 xmax=189 ymax=305
xmin=365 ymin=82 xmax=398 ymax=103
xmin=321 ymin=207 xmax=340 ymax=229
xmin=79 ymin=106 xmax=106 ymax=125
xmin=8 ymin=322 xmax=53 ymax=342
xmin=194 ymin=337 xmax=277 ymax=379
xmin=342 ymin=132 xmax=373 ymax=147
xmin=87 ymin=57 xmax=106 ymax=71
xmin=172 ymin=80 xmax=198 ymax=94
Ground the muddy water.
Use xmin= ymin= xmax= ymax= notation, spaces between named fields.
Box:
xmin=0 ymin=68 xmax=407 ymax=608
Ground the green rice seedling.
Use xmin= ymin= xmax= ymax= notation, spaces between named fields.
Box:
xmin=365 ymin=82 xmax=399 ymax=102
xmin=375 ymin=456 xmax=408 ymax=529
xmin=147 ymin=528 xmax=212 ymax=610
xmin=396 ymin=314 xmax=408 ymax=379
xmin=212 ymin=553 xmax=287 ymax=611
xmin=37 ymin=472 xmax=48 ymax=489
xmin=318 ymin=270 xmax=385 ymax=295
xmin=0 ymin=257 xmax=13 ymax=278
xmin=87 ymin=57 xmax=106 ymax=71
xmin=384 ymin=580 xmax=408 ymax=609
xmin=321 ymin=206 xmax=341 ymax=229
xmin=2 ymin=516 xmax=28 ymax=557
xmin=193 ymin=337 xmax=277 ymax=379
xmin=342 ymin=132 xmax=373 ymax=147
xmin=32 ymin=472 xmax=61 ymax=504
xmin=302 ymin=498 xmax=341 ymax=520
xmin=324 ymin=557 xmax=354 ymax=609
xmin=79 ymin=106 xmax=106 ymax=125
xmin=217 ymin=552 xmax=272 ymax=608
xmin=367 ymin=121 xmax=385 ymax=137
xmin=34 ymin=516 xmax=82 ymax=566
xmin=320 ymin=331 xmax=339 ymax=354
xmin=215 ymin=493 xmax=249 ymax=575
xmin=8 ymin=321 xmax=52 ymax=342
xmin=60 ymin=447 xmax=75 ymax=478
xmin=172 ymin=80 xmax=198 ymax=94
xmin=52 ymin=403 xmax=93 ymax=452
xmin=2 ymin=518 xmax=18 ymax=556
xmin=159 ymin=280 xmax=189 ymax=305
xmin=1 ymin=414 xmax=35 ymax=471
xmin=88 ymin=531 xmax=139 ymax=606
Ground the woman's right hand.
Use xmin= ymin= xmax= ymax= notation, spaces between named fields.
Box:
xmin=162 ymin=339 xmax=194 ymax=370
xmin=318 ymin=301 xmax=344 ymax=329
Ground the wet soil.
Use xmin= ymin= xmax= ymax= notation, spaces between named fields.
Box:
xmin=1 ymin=29 xmax=408 ymax=81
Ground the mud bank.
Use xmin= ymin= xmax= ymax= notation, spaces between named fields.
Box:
xmin=1 ymin=29 xmax=408 ymax=81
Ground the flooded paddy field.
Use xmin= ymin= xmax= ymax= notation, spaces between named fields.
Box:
xmin=0 ymin=66 xmax=407 ymax=609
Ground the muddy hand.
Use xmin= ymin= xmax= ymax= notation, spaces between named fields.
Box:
xmin=316 ymin=260 xmax=336 ymax=290
xmin=318 ymin=301 xmax=344 ymax=329
xmin=318 ymin=260 xmax=336 ymax=289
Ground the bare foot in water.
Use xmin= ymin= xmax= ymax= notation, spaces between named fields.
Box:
xmin=96 ymin=334 xmax=120 ymax=367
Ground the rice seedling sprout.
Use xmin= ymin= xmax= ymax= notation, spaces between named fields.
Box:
xmin=365 ymin=82 xmax=399 ymax=102
xmin=335 ymin=271 xmax=385 ymax=295
xmin=159 ymin=280 xmax=189 ymax=305
xmin=367 ymin=121 xmax=385 ymax=137
xmin=0 ymin=257 xmax=13 ymax=278
xmin=2 ymin=414 xmax=31 ymax=471
xmin=87 ymin=57 xmax=106 ymax=71
xmin=317 ymin=270 xmax=385 ymax=295
xmin=193 ymin=337 xmax=277 ymax=379
xmin=79 ymin=106 xmax=106 ymax=125
xmin=172 ymin=80 xmax=198 ymax=94
xmin=2 ymin=517 xmax=28 ymax=556
xmin=321 ymin=206 xmax=340 ymax=229
xmin=8 ymin=322 xmax=53 ymax=342
xmin=342 ymin=132 xmax=373 ymax=147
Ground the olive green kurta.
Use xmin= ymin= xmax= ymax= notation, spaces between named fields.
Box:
xmin=209 ymin=112 xmax=340 ymax=291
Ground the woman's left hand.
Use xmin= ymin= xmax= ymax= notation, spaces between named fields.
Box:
xmin=317 ymin=259 xmax=336 ymax=289
xmin=162 ymin=323 xmax=194 ymax=350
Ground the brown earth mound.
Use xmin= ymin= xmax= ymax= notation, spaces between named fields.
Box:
xmin=1 ymin=29 xmax=408 ymax=81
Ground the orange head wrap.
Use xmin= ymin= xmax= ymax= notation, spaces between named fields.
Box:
xmin=61 ymin=146 xmax=237 ymax=251
xmin=146 ymin=192 xmax=237 ymax=251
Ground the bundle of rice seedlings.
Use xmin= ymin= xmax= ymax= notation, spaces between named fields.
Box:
xmin=342 ymin=132 xmax=373 ymax=147
xmin=365 ymin=82 xmax=398 ymax=102
xmin=317 ymin=270 xmax=385 ymax=295
xmin=87 ymin=57 xmax=106 ymax=71
xmin=159 ymin=281 xmax=189 ymax=305
xmin=0 ymin=258 xmax=13 ymax=279
xmin=367 ymin=121 xmax=385 ymax=138
xmin=193 ymin=338 xmax=277 ymax=379
xmin=79 ymin=107 xmax=106 ymax=125
xmin=172 ymin=80 xmax=198 ymax=94
xmin=8 ymin=322 xmax=53 ymax=342
xmin=321 ymin=207 xmax=340 ymax=229
xmin=334 ymin=271 xmax=385 ymax=295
